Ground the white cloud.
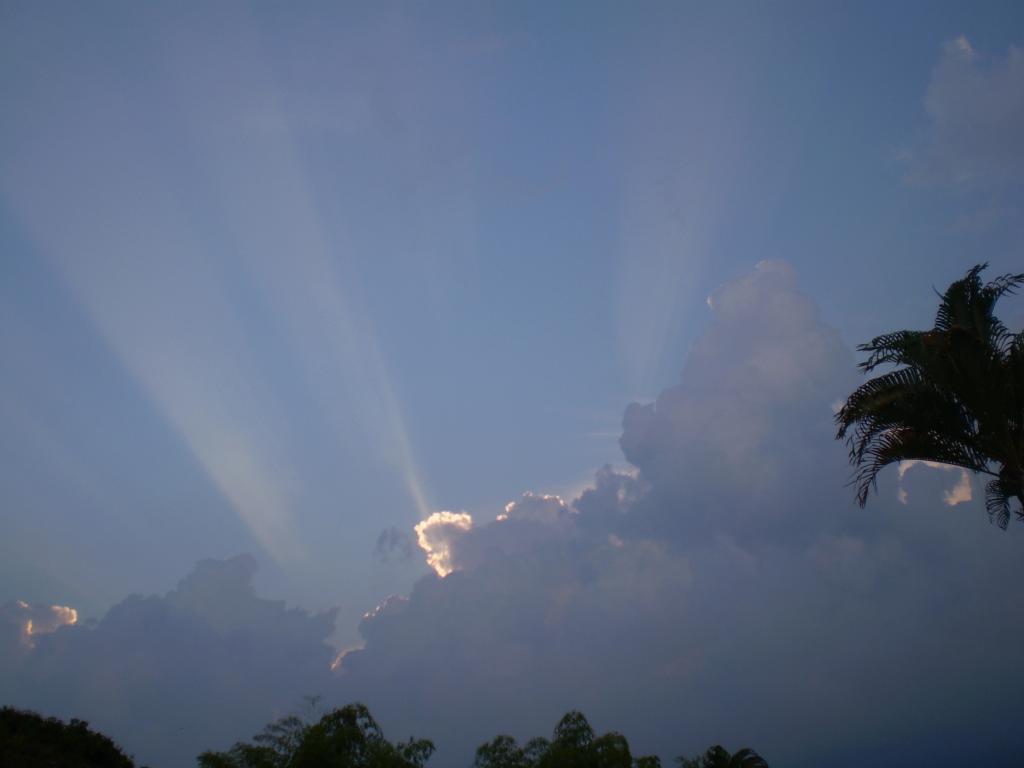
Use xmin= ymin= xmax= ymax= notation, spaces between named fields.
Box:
xmin=496 ymin=493 xmax=570 ymax=523
xmin=944 ymin=470 xmax=973 ymax=506
xmin=897 ymin=460 xmax=974 ymax=506
xmin=414 ymin=511 xmax=474 ymax=577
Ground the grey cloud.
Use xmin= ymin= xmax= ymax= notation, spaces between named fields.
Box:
xmin=0 ymin=599 xmax=78 ymax=678
xmin=341 ymin=533 xmax=696 ymax=765
xmin=619 ymin=260 xmax=855 ymax=543
xmin=497 ymin=493 xmax=571 ymax=525
xmin=336 ymin=262 xmax=1024 ymax=767
xmin=411 ymin=494 xmax=579 ymax=578
xmin=375 ymin=526 xmax=415 ymax=563
xmin=452 ymin=493 xmax=578 ymax=573
xmin=5 ymin=264 xmax=1024 ymax=768
xmin=907 ymin=36 xmax=1024 ymax=187
xmin=2 ymin=555 xmax=341 ymax=768
xmin=0 ymin=600 xmax=77 ymax=640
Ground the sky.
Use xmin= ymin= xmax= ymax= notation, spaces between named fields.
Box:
xmin=1 ymin=1 xmax=1024 ymax=766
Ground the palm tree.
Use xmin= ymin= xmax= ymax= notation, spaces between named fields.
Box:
xmin=835 ymin=263 xmax=1024 ymax=526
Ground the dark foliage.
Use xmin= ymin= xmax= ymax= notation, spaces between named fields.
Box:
xmin=2 ymin=701 xmax=769 ymax=768
xmin=0 ymin=706 xmax=136 ymax=768
xmin=836 ymin=263 xmax=1024 ymax=526
xmin=677 ymin=745 xmax=770 ymax=768
xmin=196 ymin=702 xmax=433 ymax=768
xmin=473 ymin=710 xmax=660 ymax=768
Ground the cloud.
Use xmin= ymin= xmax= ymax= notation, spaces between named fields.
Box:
xmin=619 ymin=260 xmax=855 ymax=542
xmin=0 ymin=600 xmax=78 ymax=664
xmin=496 ymin=493 xmax=570 ymax=524
xmin=413 ymin=494 xmax=580 ymax=580
xmin=335 ymin=262 xmax=1024 ymax=767
xmin=906 ymin=36 xmax=1024 ymax=187
xmin=374 ymin=526 xmax=415 ymax=563
xmin=897 ymin=460 xmax=973 ymax=507
xmin=414 ymin=511 xmax=474 ymax=577
xmin=1 ymin=556 xmax=341 ymax=768
xmin=4 ymin=600 xmax=77 ymax=638
xmin=4 ymin=264 xmax=1023 ymax=768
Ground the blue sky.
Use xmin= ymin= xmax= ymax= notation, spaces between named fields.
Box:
xmin=2 ymin=3 xmax=1024 ymax=766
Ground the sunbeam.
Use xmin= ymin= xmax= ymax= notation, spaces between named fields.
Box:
xmin=0 ymin=4 xmax=432 ymax=563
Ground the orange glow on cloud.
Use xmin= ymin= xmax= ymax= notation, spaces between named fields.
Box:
xmin=14 ymin=602 xmax=78 ymax=649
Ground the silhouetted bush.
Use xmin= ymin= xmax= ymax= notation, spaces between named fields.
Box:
xmin=0 ymin=706 xmax=136 ymax=768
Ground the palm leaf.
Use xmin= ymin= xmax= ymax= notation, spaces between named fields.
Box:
xmin=837 ymin=264 xmax=1024 ymax=522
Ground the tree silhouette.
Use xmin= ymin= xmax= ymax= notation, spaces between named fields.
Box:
xmin=473 ymin=711 xmax=660 ymax=768
xmin=197 ymin=703 xmax=433 ymax=768
xmin=7 ymin=701 xmax=772 ymax=768
xmin=473 ymin=734 xmax=531 ymax=768
xmin=676 ymin=745 xmax=769 ymax=768
xmin=0 ymin=706 xmax=138 ymax=768
xmin=835 ymin=263 xmax=1024 ymax=526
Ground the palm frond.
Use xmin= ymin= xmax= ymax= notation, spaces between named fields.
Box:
xmin=856 ymin=331 xmax=926 ymax=372
xmin=985 ymin=479 xmax=1012 ymax=529
xmin=840 ymin=264 xmax=1022 ymax=520
xmin=849 ymin=427 xmax=988 ymax=507
xmin=934 ymin=264 xmax=987 ymax=333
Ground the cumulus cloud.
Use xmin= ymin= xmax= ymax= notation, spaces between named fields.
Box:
xmin=335 ymin=262 xmax=1024 ymax=767
xmin=0 ymin=600 xmax=77 ymax=643
xmin=414 ymin=511 xmax=474 ymax=577
xmin=454 ymin=493 xmax=579 ymax=571
xmin=1 ymin=555 xmax=341 ymax=768
xmin=496 ymin=493 xmax=570 ymax=524
xmin=412 ymin=497 xmax=578 ymax=578
xmin=5 ymin=264 xmax=1023 ymax=768
xmin=906 ymin=36 xmax=1024 ymax=187
xmin=0 ymin=600 xmax=78 ymax=669
xmin=619 ymin=260 xmax=855 ymax=542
